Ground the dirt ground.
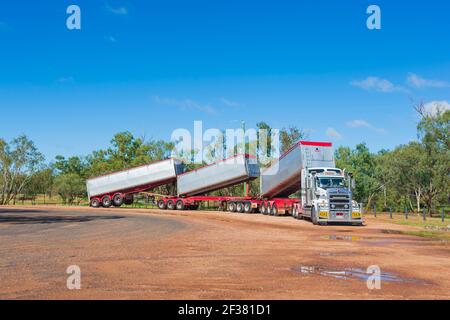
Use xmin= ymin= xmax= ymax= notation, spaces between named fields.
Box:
xmin=0 ymin=205 xmax=449 ymax=300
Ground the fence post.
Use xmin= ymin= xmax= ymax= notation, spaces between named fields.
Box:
xmin=405 ymin=207 xmax=408 ymax=220
xmin=442 ymin=208 xmax=445 ymax=223
xmin=423 ymin=208 xmax=426 ymax=221
xmin=389 ymin=208 xmax=392 ymax=219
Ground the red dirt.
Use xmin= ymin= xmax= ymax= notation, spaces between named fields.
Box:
xmin=0 ymin=205 xmax=449 ymax=299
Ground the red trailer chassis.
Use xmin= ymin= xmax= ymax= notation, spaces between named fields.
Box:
xmin=156 ymin=195 xmax=299 ymax=216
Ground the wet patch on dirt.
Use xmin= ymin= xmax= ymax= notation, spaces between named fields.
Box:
xmin=291 ymin=265 xmax=428 ymax=285
xmin=319 ymin=252 xmax=359 ymax=257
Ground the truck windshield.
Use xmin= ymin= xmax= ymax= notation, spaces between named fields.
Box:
xmin=317 ymin=177 xmax=345 ymax=189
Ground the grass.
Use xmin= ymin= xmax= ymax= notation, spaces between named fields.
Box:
xmin=366 ymin=211 xmax=450 ymax=241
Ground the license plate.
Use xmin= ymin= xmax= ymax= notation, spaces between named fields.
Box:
xmin=336 ymin=213 xmax=344 ymax=219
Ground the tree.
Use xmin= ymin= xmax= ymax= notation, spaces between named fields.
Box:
xmin=53 ymin=173 xmax=86 ymax=205
xmin=280 ymin=126 xmax=306 ymax=153
xmin=87 ymin=132 xmax=174 ymax=177
xmin=415 ymin=104 xmax=450 ymax=214
xmin=335 ymin=143 xmax=382 ymax=210
xmin=0 ymin=136 xmax=44 ymax=205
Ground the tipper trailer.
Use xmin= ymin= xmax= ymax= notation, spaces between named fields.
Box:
xmin=86 ymin=141 xmax=363 ymax=225
xmin=86 ymin=158 xmax=184 ymax=208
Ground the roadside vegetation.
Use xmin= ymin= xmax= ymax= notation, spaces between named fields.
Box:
xmin=1 ymin=104 xmax=448 ymax=218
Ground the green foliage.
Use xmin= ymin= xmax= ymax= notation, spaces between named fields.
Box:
xmin=53 ymin=173 xmax=86 ymax=204
xmin=0 ymin=135 xmax=44 ymax=205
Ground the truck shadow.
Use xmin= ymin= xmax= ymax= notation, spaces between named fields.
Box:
xmin=0 ymin=214 xmax=125 ymax=225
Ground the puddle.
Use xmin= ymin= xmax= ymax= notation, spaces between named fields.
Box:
xmin=292 ymin=265 xmax=427 ymax=284
xmin=381 ymin=230 xmax=404 ymax=235
xmin=321 ymin=235 xmax=365 ymax=241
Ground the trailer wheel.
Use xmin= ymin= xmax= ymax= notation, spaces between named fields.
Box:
xmin=311 ymin=208 xmax=319 ymax=225
xmin=227 ymin=202 xmax=237 ymax=212
xmin=271 ymin=204 xmax=278 ymax=216
xmin=90 ymin=198 xmax=100 ymax=208
xmin=266 ymin=203 xmax=273 ymax=215
xmin=176 ymin=200 xmax=185 ymax=210
xmin=124 ymin=194 xmax=134 ymax=205
xmin=236 ymin=202 xmax=244 ymax=213
xmin=244 ymin=202 xmax=252 ymax=213
xmin=167 ymin=200 xmax=176 ymax=210
xmin=260 ymin=203 xmax=267 ymax=215
xmin=102 ymin=195 xmax=112 ymax=208
xmin=157 ymin=200 xmax=167 ymax=210
xmin=112 ymin=194 xmax=123 ymax=207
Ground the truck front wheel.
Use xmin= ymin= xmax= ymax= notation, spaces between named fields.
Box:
xmin=311 ymin=208 xmax=319 ymax=225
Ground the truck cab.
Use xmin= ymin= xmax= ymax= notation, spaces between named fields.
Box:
xmin=296 ymin=167 xmax=363 ymax=225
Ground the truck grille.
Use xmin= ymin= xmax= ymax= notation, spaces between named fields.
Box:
xmin=328 ymin=189 xmax=351 ymax=220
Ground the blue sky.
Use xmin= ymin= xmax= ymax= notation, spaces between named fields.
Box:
xmin=0 ymin=0 xmax=449 ymax=161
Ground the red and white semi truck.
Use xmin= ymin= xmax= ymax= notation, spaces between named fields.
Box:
xmin=86 ymin=141 xmax=363 ymax=225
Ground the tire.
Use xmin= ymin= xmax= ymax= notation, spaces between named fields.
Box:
xmin=271 ymin=204 xmax=278 ymax=216
xmin=102 ymin=196 xmax=112 ymax=208
xmin=90 ymin=198 xmax=100 ymax=208
xmin=124 ymin=194 xmax=134 ymax=205
xmin=244 ymin=202 xmax=252 ymax=213
xmin=260 ymin=203 xmax=267 ymax=215
xmin=227 ymin=202 xmax=237 ymax=212
xmin=167 ymin=200 xmax=176 ymax=210
xmin=176 ymin=200 xmax=185 ymax=210
xmin=112 ymin=194 xmax=123 ymax=207
xmin=157 ymin=200 xmax=167 ymax=210
xmin=292 ymin=206 xmax=298 ymax=219
xmin=236 ymin=202 xmax=244 ymax=213
xmin=220 ymin=201 xmax=228 ymax=211
xmin=267 ymin=203 xmax=273 ymax=216
xmin=311 ymin=207 xmax=319 ymax=225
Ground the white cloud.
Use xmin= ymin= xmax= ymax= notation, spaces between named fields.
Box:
xmin=153 ymin=96 xmax=216 ymax=114
xmin=407 ymin=73 xmax=450 ymax=89
xmin=105 ymin=35 xmax=117 ymax=43
xmin=326 ymin=127 xmax=342 ymax=140
xmin=105 ymin=4 xmax=128 ymax=15
xmin=57 ymin=76 xmax=74 ymax=84
xmin=346 ymin=119 xmax=385 ymax=133
xmin=351 ymin=77 xmax=407 ymax=93
xmin=423 ymin=101 xmax=450 ymax=116
xmin=220 ymin=97 xmax=242 ymax=108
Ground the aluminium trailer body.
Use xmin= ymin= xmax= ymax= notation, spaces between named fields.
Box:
xmin=256 ymin=141 xmax=335 ymax=215
xmin=87 ymin=158 xmax=184 ymax=207
xmin=156 ymin=154 xmax=260 ymax=211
